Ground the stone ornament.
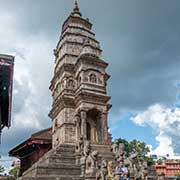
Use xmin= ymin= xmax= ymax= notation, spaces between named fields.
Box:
xmin=90 ymin=73 xmax=97 ymax=83
xmin=75 ymin=135 xmax=84 ymax=154
xmin=96 ymin=159 xmax=108 ymax=180
xmin=107 ymin=161 xmax=114 ymax=180
xmin=112 ymin=140 xmax=126 ymax=162
xmin=67 ymin=79 xmax=75 ymax=89
xmin=79 ymin=139 xmax=99 ymax=177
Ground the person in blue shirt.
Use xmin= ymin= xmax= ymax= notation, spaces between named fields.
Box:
xmin=114 ymin=161 xmax=129 ymax=180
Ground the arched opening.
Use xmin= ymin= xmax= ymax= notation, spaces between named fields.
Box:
xmin=86 ymin=109 xmax=101 ymax=143
xmin=89 ymin=73 xmax=97 ymax=83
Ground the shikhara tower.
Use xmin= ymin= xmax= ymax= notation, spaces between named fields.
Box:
xmin=49 ymin=1 xmax=111 ymax=148
xmin=11 ymin=3 xmax=156 ymax=180
xmin=17 ymin=2 xmax=114 ymax=179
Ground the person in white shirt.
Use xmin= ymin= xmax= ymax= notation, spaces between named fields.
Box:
xmin=114 ymin=161 xmax=129 ymax=180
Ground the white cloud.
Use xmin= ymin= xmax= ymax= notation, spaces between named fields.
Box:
xmin=0 ymin=5 xmax=54 ymax=167
xmin=152 ymin=133 xmax=173 ymax=157
xmin=131 ymin=104 xmax=180 ymax=158
xmin=0 ymin=9 xmax=54 ymax=128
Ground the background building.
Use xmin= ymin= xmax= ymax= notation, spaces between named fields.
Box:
xmin=9 ymin=128 xmax=52 ymax=175
xmin=155 ymin=160 xmax=180 ymax=178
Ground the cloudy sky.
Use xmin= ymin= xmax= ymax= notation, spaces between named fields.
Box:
xmin=1 ymin=0 xmax=180 ymax=171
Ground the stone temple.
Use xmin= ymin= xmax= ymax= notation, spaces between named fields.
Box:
xmin=14 ymin=2 xmax=158 ymax=180
xmin=18 ymin=1 xmax=114 ymax=180
xmin=50 ymin=1 xmax=111 ymax=149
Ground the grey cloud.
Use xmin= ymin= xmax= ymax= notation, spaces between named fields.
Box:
xmin=2 ymin=126 xmax=40 ymax=155
xmin=12 ymin=79 xmax=30 ymax=114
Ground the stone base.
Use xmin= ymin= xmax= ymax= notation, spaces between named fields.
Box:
xmin=18 ymin=143 xmax=114 ymax=180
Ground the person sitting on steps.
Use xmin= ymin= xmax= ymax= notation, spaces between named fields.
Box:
xmin=114 ymin=161 xmax=129 ymax=180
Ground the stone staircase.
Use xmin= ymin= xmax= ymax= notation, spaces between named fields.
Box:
xmin=19 ymin=143 xmax=114 ymax=180
xmin=19 ymin=144 xmax=83 ymax=180
xmin=91 ymin=144 xmax=114 ymax=161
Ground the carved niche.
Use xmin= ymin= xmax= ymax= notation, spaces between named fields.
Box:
xmin=67 ymin=78 xmax=75 ymax=89
xmin=86 ymin=70 xmax=104 ymax=85
xmin=89 ymin=73 xmax=97 ymax=83
xmin=76 ymin=70 xmax=104 ymax=87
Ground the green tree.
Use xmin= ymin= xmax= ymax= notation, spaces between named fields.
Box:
xmin=9 ymin=166 xmax=20 ymax=178
xmin=116 ymin=138 xmax=154 ymax=166
xmin=130 ymin=139 xmax=150 ymax=155
xmin=0 ymin=165 xmax=5 ymax=173
xmin=117 ymin=138 xmax=132 ymax=155
xmin=156 ymin=158 xmax=165 ymax=165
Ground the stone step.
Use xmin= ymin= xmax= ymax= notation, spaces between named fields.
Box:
xmin=91 ymin=144 xmax=112 ymax=153
xmin=38 ymin=149 xmax=76 ymax=164
xmin=40 ymin=148 xmax=76 ymax=165
xmin=55 ymin=145 xmax=76 ymax=154
xmin=46 ymin=155 xmax=76 ymax=164
xmin=20 ymin=175 xmax=84 ymax=180
xmin=24 ymin=164 xmax=81 ymax=176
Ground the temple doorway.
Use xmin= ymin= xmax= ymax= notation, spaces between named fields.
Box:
xmin=86 ymin=109 xmax=101 ymax=143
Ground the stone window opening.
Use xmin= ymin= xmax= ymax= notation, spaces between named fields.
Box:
xmin=55 ymin=119 xmax=58 ymax=127
xmin=53 ymin=119 xmax=58 ymax=133
xmin=89 ymin=73 xmax=97 ymax=84
xmin=67 ymin=79 xmax=75 ymax=89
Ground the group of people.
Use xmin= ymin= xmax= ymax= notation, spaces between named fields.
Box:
xmin=108 ymin=160 xmax=129 ymax=180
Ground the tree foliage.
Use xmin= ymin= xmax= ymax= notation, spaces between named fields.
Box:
xmin=116 ymin=138 xmax=154 ymax=166
xmin=0 ymin=165 xmax=5 ymax=173
xmin=9 ymin=166 xmax=20 ymax=178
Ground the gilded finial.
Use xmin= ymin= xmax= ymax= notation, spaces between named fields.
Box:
xmin=72 ymin=0 xmax=82 ymax=17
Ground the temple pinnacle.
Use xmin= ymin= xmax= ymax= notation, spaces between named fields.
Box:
xmin=73 ymin=0 xmax=82 ymax=17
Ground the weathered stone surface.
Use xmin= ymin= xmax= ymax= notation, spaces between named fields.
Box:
xmin=20 ymin=144 xmax=81 ymax=179
xmin=19 ymin=2 xmax=114 ymax=180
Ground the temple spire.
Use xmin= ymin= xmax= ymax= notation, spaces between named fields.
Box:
xmin=72 ymin=0 xmax=82 ymax=17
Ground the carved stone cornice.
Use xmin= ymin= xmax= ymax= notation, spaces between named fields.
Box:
xmin=55 ymin=53 xmax=76 ymax=73
xmin=50 ymin=63 xmax=75 ymax=91
xmin=56 ymin=40 xmax=102 ymax=57
xmin=49 ymin=95 xmax=75 ymax=119
xmin=74 ymin=89 xmax=111 ymax=105
xmin=60 ymin=31 xmax=99 ymax=46
xmin=62 ymin=15 xmax=92 ymax=34
xmin=59 ymin=40 xmax=82 ymax=49
xmin=76 ymin=84 xmax=106 ymax=94
xmin=58 ymin=26 xmax=96 ymax=49
xmin=75 ymin=54 xmax=108 ymax=71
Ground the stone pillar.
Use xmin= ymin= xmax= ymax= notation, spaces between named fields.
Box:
xmin=75 ymin=115 xmax=80 ymax=141
xmin=81 ymin=111 xmax=87 ymax=140
xmin=101 ymin=112 xmax=108 ymax=143
xmin=92 ymin=122 xmax=97 ymax=143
